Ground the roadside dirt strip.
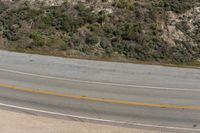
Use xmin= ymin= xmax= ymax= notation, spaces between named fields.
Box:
xmin=0 ymin=109 xmax=171 ymax=133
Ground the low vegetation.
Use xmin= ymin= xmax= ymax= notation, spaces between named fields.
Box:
xmin=0 ymin=0 xmax=199 ymax=65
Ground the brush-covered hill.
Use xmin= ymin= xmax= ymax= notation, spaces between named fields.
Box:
xmin=0 ymin=0 xmax=200 ymax=65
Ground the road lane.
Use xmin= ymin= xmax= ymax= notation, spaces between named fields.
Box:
xmin=1 ymin=69 xmax=200 ymax=106
xmin=0 ymin=84 xmax=200 ymax=132
xmin=0 ymin=50 xmax=200 ymax=89
xmin=1 ymin=50 xmax=200 ymax=132
xmin=2 ymin=83 xmax=200 ymax=110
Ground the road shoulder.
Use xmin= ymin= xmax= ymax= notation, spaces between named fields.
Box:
xmin=0 ymin=109 xmax=170 ymax=133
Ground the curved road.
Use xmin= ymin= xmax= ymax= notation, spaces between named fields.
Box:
xmin=0 ymin=50 xmax=200 ymax=132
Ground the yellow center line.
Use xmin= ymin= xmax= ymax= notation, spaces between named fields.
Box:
xmin=0 ymin=83 xmax=200 ymax=110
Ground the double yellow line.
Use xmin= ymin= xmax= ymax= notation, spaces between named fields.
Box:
xmin=1 ymin=83 xmax=200 ymax=110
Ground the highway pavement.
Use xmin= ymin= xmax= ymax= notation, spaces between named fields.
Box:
xmin=0 ymin=50 xmax=200 ymax=132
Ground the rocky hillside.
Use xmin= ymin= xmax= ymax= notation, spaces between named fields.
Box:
xmin=0 ymin=0 xmax=199 ymax=65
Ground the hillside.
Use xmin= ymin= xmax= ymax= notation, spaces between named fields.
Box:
xmin=0 ymin=0 xmax=199 ymax=65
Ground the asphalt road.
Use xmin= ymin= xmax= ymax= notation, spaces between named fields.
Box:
xmin=0 ymin=50 xmax=200 ymax=132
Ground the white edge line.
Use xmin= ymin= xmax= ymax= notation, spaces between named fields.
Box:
xmin=0 ymin=102 xmax=199 ymax=132
xmin=0 ymin=68 xmax=199 ymax=92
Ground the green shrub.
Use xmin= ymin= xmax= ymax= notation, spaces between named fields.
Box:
xmin=85 ymin=33 xmax=99 ymax=46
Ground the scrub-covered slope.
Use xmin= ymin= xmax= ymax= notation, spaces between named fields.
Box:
xmin=0 ymin=0 xmax=199 ymax=64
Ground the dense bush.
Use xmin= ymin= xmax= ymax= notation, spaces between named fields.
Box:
xmin=158 ymin=0 xmax=196 ymax=13
xmin=0 ymin=2 xmax=7 ymax=14
xmin=113 ymin=0 xmax=134 ymax=10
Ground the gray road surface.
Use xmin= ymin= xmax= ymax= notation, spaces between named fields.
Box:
xmin=0 ymin=50 xmax=200 ymax=132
